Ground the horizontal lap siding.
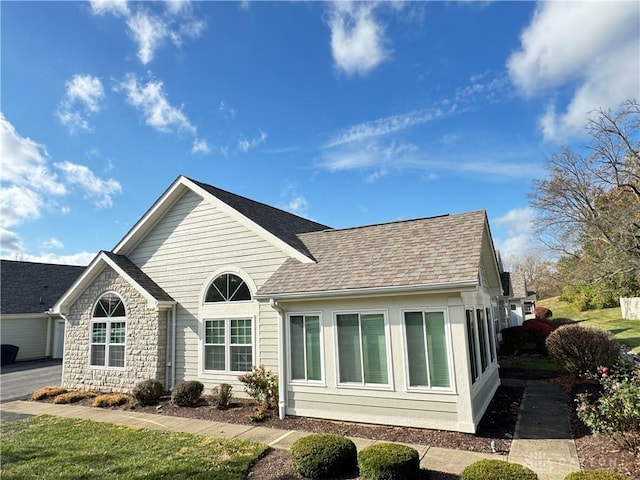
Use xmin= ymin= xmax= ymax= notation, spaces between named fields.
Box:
xmin=127 ymin=191 xmax=289 ymax=390
xmin=0 ymin=317 xmax=48 ymax=361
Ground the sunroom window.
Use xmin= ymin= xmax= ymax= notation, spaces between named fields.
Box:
xmin=337 ymin=312 xmax=388 ymax=386
xmin=290 ymin=314 xmax=322 ymax=382
xmin=404 ymin=311 xmax=451 ymax=388
xmin=91 ymin=292 xmax=126 ymax=368
xmin=205 ymin=274 xmax=251 ymax=302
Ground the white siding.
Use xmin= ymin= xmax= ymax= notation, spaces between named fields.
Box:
xmin=1 ymin=315 xmax=49 ymax=361
xmin=127 ymin=190 xmax=290 ymax=392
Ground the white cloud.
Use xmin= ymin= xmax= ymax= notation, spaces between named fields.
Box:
xmin=191 ymin=138 xmax=210 ymax=154
xmin=56 ymin=74 xmax=105 ymax=134
xmin=0 ymin=229 xmax=23 ymax=254
xmin=119 ymin=73 xmax=196 ymax=134
xmin=280 ymin=184 xmax=310 ymax=217
xmin=328 ymin=2 xmax=390 ymax=76
xmin=494 ymin=207 xmax=538 ymax=259
xmin=40 ymin=237 xmax=64 ymax=250
xmin=508 ymin=1 xmax=640 ymax=142
xmin=0 ymin=251 xmax=96 ymax=266
xmin=90 ymin=0 xmax=129 ymax=16
xmin=0 ymin=114 xmax=121 ymax=256
xmin=127 ymin=10 xmax=168 ymax=64
xmin=238 ymin=130 xmax=267 ymax=152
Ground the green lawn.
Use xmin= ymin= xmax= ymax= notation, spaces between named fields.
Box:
xmin=0 ymin=416 xmax=267 ymax=480
xmin=538 ymin=297 xmax=640 ymax=354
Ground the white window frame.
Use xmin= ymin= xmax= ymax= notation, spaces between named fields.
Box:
xmin=465 ymin=304 xmax=497 ymax=386
xmin=334 ymin=309 xmax=393 ymax=390
xmin=401 ymin=307 xmax=455 ymax=393
xmin=287 ymin=312 xmax=325 ymax=385
xmin=89 ymin=292 xmax=126 ymax=370
xmin=202 ymin=316 xmax=255 ymax=374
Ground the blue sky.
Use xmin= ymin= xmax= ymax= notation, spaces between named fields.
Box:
xmin=2 ymin=1 xmax=639 ymax=266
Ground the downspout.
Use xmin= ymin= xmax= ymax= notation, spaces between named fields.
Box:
xmin=270 ymin=298 xmax=286 ymax=420
xmin=57 ymin=312 xmax=68 ymax=387
xmin=171 ymin=304 xmax=177 ymax=389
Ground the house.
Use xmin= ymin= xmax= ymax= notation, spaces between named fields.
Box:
xmin=509 ymin=276 xmax=537 ymax=325
xmin=53 ymin=175 xmax=504 ymax=433
xmin=1 ymin=260 xmax=85 ymax=362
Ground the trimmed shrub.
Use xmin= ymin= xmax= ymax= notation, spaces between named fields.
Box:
xmin=31 ymin=386 xmax=68 ymax=401
xmin=212 ymin=383 xmax=233 ymax=409
xmin=93 ymin=393 xmax=129 ymax=408
xmin=546 ymin=325 xmax=620 ymax=375
xmin=291 ymin=434 xmax=357 ymax=479
xmin=500 ymin=326 xmax=530 ymax=354
xmin=547 ymin=317 xmax=576 ymax=329
xmin=461 ymin=459 xmax=537 ymax=480
xmin=52 ymin=391 xmax=97 ymax=404
xmin=522 ymin=319 xmax=555 ymax=353
xmin=358 ymin=442 xmax=420 ymax=480
xmin=564 ymin=470 xmax=628 ymax=480
xmin=534 ymin=307 xmax=552 ymax=320
xmin=133 ymin=379 xmax=165 ymax=406
xmin=172 ymin=381 xmax=204 ymax=407
xmin=238 ymin=364 xmax=279 ymax=410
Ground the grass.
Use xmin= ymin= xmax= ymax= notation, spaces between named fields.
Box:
xmin=538 ymin=297 xmax=640 ymax=354
xmin=1 ymin=415 xmax=267 ymax=480
xmin=498 ymin=354 xmax=565 ymax=372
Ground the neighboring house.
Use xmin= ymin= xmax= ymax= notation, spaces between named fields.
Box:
xmin=53 ymin=176 xmax=504 ymax=433
xmin=509 ymin=276 xmax=537 ymax=325
xmin=1 ymin=260 xmax=85 ymax=362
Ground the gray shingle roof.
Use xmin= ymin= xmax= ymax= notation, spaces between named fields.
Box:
xmin=258 ymin=210 xmax=488 ymax=296
xmin=189 ymin=178 xmax=329 ymax=260
xmin=102 ymin=252 xmax=174 ymax=302
xmin=1 ymin=260 xmax=85 ymax=314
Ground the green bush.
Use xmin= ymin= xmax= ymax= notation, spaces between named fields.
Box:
xmin=133 ymin=379 xmax=165 ymax=406
xmin=212 ymin=383 xmax=233 ymax=409
xmin=290 ymin=434 xmax=357 ymax=479
xmin=545 ymin=324 xmax=620 ymax=375
xmin=564 ymin=470 xmax=628 ymax=480
xmin=358 ymin=442 xmax=420 ymax=480
xmin=500 ymin=326 xmax=530 ymax=354
xmin=547 ymin=317 xmax=576 ymax=329
xmin=461 ymin=459 xmax=537 ymax=480
xmin=171 ymin=381 xmax=204 ymax=407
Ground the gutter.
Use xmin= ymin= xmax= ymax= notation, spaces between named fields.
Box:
xmin=269 ymin=298 xmax=286 ymax=420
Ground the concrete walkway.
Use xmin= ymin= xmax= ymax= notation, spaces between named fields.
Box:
xmin=0 ymin=380 xmax=580 ymax=478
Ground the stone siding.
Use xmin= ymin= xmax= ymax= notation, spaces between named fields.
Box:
xmin=63 ymin=266 xmax=167 ymax=392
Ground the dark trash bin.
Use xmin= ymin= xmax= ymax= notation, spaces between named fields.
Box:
xmin=1 ymin=345 xmax=20 ymax=365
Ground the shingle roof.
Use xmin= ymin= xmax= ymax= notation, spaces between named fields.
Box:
xmin=189 ymin=178 xmax=329 ymax=260
xmin=258 ymin=210 xmax=488 ymax=296
xmin=1 ymin=260 xmax=85 ymax=314
xmin=102 ymin=252 xmax=174 ymax=302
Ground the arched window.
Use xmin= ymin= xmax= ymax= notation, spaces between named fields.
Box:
xmin=90 ymin=292 xmax=126 ymax=369
xmin=205 ymin=273 xmax=251 ymax=303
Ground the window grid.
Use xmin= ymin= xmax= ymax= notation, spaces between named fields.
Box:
xmin=90 ymin=293 xmax=126 ymax=369
xmin=203 ymin=318 xmax=253 ymax=373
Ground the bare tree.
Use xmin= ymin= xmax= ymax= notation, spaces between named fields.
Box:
xmin=530 ymin=99 xmax=640 ymax=281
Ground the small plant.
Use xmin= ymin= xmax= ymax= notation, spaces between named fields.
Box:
xmin=564 ymin=470 xmax=628 ymax=480
xmin=238 ymin=365 xmax=278 ymax=410
xmin=212 ymin=383 xmax=233 ymax=409
xmin=172 ymin=381 xmax=204 ymax=407
xmin=534 ymin=306 xmax=552 ymax=320
xmin=576 ymin=363 xmax=640 ymax=454
xmin=500 ymin=326 xmax=530 ymax=354
xmin=461 ymin=459 xmax=537 ymax=480
xmin=52 ymin=390 xmax=97 ymax=404
xmin=358 ymin=442 xmax=420 ymax=480
xmin=249 ymin=404 xmax=268 ymax=422
xmin=133 ymin=379 xmax=165 ymax=406
xmin=93 ymin=393 xmax=130 ymax=408
xmin=546 ymin=324 xmax=620 ymax=375
xmin=31 ymin=386 xmax=68 ymax=401
xmin=291 ymin=434 xmax=357 ymax=479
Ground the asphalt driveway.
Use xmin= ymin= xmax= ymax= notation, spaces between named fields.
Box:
xmin=1 ymin=358 xmax=62 ymax=404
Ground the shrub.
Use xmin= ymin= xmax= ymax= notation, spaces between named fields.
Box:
xmin=522 ymin=319 xmax=555 ymax=353
xmin=171 ymin=381 xmax=204 ymax=407
xmin=534 ymin=306 xmax=552 ymax=320
xmin=93 ymin=393 xmax=129 ymax=408
xmin=500 ymin=326 xmax=530 ymax=354
xmin=52 ymin=391 xmax=97 ymax=404
xmin=547 ymin=317 xmax=576 ymax=329
xmin=461 ymin=459 xmax=537 ymax=480
xmin=31 ymin=386 xmax=68 ymax=401
xmin=358 ymin=442 xmax=420 ymax=480
xmin=238 ymin=365 xmax=278 ymax=410
xmin=577 ymin=364 xmax=640 ymax=454
xmin=212 ymin=383 xmax=233 ymax=409
xmin=133 ymin=379 xmax=165 ymax=406
xmin=546 ymin=324 xmax=620 ymax=375
xmin=291 ymin=434 xmax=357 ymax=479
xmin=564 ymin=470 xmax=628 ymax=480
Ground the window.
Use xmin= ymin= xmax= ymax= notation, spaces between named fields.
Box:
xmin=205 ymin=274 xmax=251 ymax=302
xmin=404 ymin=310 xmax=451 ymax=389
xmin=337 ymin=312 xmax=388 ymax=386
xmin=466 ymin=309 xmax=479 ymax=383
xmin=204 ymin=318 xmax=253 ymax=372
xmin=486 ymin=307 xmax=496 ymax=363
xmin=476 ymin=308 xmax=489 ymax=373
xmin=91 ymin=292 xmax=126 ymax=368
xmin=290 ymin=314 xmax=322 ymax=382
